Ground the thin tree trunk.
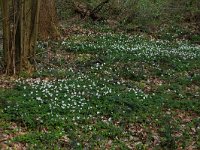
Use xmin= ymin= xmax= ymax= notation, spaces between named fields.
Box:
xmin=1 ymin=1 xmax=11 ymax=74
xmin=0 ymin=0 xmax=41 ymax=75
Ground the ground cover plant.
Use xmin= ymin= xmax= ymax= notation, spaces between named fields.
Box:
xmin=0 ymin=32 xmax=200 ymax=149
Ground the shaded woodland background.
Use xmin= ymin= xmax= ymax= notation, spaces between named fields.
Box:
xmin=55 ymin=0 xmax=200 ymax=41
xmin=0 ymin=0 xmax=200 ymax=45
xmin=0 ymin=0 xmax=200 ymax=74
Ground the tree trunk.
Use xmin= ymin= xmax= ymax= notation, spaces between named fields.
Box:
xmin=0 ymin=0 xmax=41 ymax=75
xmin=39 ymin=0 xmax=60 ymax=40
xmin=1 ymin=0 xmax=11 ymax=74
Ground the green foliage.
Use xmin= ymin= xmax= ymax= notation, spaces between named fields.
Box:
xmin=1 ymin=33 xmax=200 ymax=149
xmin=56 ymin=0 xmax=200 ymax=39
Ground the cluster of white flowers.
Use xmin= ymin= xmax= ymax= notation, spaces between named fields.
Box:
xmin=5 ymin=67 xmax=150 ymax=125
xmin=62 ymin=34 xmax=200 ymax=61
xmin=6 ymin=72 xmax=117 ymax=123
xmin=5 ymin=33 xmax=199 ymax=126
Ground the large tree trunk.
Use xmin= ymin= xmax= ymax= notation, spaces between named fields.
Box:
xmin=0 ymin=0 xmax=41 ymax=75
xmin=39 ymin=0 xmax=60 ymax=40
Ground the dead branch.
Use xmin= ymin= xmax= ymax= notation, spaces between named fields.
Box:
xmin=73 ymin=0 xmax=110 ymax=21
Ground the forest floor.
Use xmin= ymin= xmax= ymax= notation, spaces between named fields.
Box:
xmin=0 ymin=25 xmax=200 ymax=149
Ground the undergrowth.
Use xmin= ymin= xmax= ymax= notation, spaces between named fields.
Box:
xmin=0 ymin=33 xmax=200 ymax=149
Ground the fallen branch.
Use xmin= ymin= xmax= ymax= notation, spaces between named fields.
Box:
xmin=91 ymin=0 xmax=110 ymax=15
xmin=73 ymin=0 xmax=110 ymax=21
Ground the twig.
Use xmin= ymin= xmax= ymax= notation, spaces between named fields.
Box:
xmin=0 ymin=138 xmax=11 ymax=143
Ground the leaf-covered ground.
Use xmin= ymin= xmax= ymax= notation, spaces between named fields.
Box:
xmin=0 ymin=32 xmax=200 ymax=149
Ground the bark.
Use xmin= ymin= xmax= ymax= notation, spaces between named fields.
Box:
xmin=0 ymin=0 xmax=41 ymax=75
xmin=39 ymin=0 xmax=60 ymax=40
